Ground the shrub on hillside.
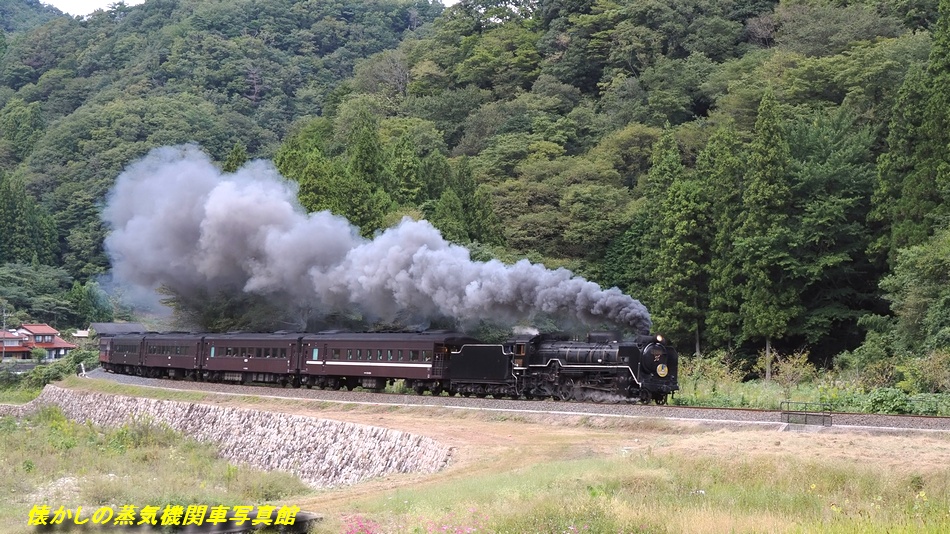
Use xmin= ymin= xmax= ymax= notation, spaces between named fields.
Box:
xmin=19 ymin=350 xmax=99 ymax=389
xmin=863 ymin=387 xmax=911 ymax=414
xmin=897 ymin=349 xmax=950 ymax=394
xmin=773 ymin=351 xmax=816 ymax=399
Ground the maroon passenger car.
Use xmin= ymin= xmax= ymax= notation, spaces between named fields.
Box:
xmin=142 ymin=333 xmax=203 ymax=380
xmin=200 ymin=333 xmax=300 ymax=385
xmin=297 ymin=331 xmax=479 ymax=393
xmin=99 ymin=334 xmax=145 ymax=374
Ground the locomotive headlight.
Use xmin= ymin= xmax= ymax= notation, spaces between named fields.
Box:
xmin=656 ymin=335 xmax=664 ymax=343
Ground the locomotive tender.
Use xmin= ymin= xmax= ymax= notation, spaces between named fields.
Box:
xmin=99 ymin=330 xmax=678 ymax=404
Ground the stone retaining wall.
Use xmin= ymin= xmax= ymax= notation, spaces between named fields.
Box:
xmin=0 ymin=385 xmax=451 ymax=488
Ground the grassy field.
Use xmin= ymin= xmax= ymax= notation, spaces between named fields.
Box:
xmin=0 ymin=406 xmax=312 ymax=534
xmin=3 ymin=377 xmax=950 ymax=534
xmin=0 ymin=386 xmax=41 ymax=404
xmin=315 ymin=441 xmax=950 ymax=534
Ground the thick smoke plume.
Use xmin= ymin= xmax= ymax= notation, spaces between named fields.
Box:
xmin=103 ymin=145 xmax=652 ymax=333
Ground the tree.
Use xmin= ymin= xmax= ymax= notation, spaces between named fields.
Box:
xmin=699 ymin=124 xmax=746 ymax=350
xmin=870 ymin=64 xmax=938 ymax=265
xmin=274 ymin=118 xmax=333 ymax=178
xmin=638 ymin=54 xmax=718 ymax=126
xmin=352 ymin=49 xmax=411 ymax=106
xmin=560 ymin=182 xmax=633 ymax=260
xmin=164 ymin=288 xmax=298 ymax=333
xmin=651 ymin=175 xmax=711 ymax=355
xmin=773 ymin=350 xmax=815 ymax=399
xmin=538 ymin=8 xmax=604 ymax=93
xmin=786 ymin=108 xmax=878 ymax=355
xmin=0 ymin=97 xmax=44 ymax=162
xmin=773 ymin=3 xmax=904 ymax=58
xmin=468 ymin=185 xmax=505 ymax=246
xmin=455 ymin=24 xmax=541 ymax=94
xmin=871 ymin=0 xmax=950 ymax=265
xmin=642 ymin=126 xmax=710 ymax=353
xmin=0 ymin=262 xmax=79 ymax=328
xmin=590 ymin=122 xmax=662 ymax=190
xmin=0 ymin=172 xmax=57 ymax=265
xmin=490 ymin=178 xmax=565 ymax=256
xmin=276 ymin=115 xmax=395 ymax=236
xmin=419 ymin=151 xmax=453 ymax=201
xmin=919 ymin=0 xmax=950 ymax=238
xmin=297 ymin=150 xmax=393 ymax=237
xmin=880 ymin=227 xmax=950 ymax=351
xmin=65 ymin=280 xmax=114 ymax=326
xmin=222 ymin=140 xmax=249 ymax=173
xmin=387 ymin=134 xmax=424 ymax=205
xmin=639 ymin=126 xmax=680 ymax=202
xmin=428 ymin=188 xmax=468 ymax=243
xmin=346 ymin=104 xmax=391 ymax=192
xmin=735 ymin=90 xmax=801 ymax=379
xmin=450 ymin=156 xmax=504 ymax=245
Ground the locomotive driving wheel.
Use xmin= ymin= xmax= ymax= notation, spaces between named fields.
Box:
xmin=556 ymin=378 xmax=575 ymax=401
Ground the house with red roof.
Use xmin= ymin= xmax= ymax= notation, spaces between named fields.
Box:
xmin=0 ymin=330 xmax=33 ymax=360
xmin=15 ymin=324 xmax=77 ymax=360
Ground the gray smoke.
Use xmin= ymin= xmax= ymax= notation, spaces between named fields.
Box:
xmin=103 ymin=145 xmax=652 ymax=333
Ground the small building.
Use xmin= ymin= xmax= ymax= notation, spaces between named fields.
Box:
xmin=0 ymin=330 xmax=32 ymax=360
xmin=16 ymin=324 xmax=77 ymax=360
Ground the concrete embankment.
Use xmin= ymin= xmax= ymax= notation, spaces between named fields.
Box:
xmin=0 ymin=385 xmax=451 ymax=488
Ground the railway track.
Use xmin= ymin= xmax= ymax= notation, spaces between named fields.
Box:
xmin=85 ymin=369 xmax=950 ymax=433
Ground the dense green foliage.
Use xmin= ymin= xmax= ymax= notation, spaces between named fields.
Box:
xmin=0 ymin=0 xmax=948 ymax=393
xmin=0 ymin=0 xmax=443 ymax=282
xmin=0 ymin=0 xmax=61 ymax=34
xmin=0 ymin=262 xmax=113 ymax=327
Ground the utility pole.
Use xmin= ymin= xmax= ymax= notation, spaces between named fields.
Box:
xmin=1 ymin=305 xmax=6 ymax=361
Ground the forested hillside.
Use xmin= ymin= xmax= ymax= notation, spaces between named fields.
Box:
xmin=0 ymin=0 xmax=61 ymax=33
xmin=1 ymin=0 xmax=949 ymax=386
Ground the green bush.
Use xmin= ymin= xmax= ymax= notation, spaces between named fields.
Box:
xmin=850 ymin=359 xmax=902 ymax=391
xmin=816 ymin=377 xmax=864 ymax=412
xmin=897 ymin=350 xmax=950 ymax=394
xmin=0 ymin=368 xmax=18 ymax=388
xmin=19 ymin=349 xmax=99 ymax=389
xmin=863 ymin=387 xmax=911 ymax=414
xmin=907 ymin=393 xmax=950 ymax=416
xmin=774 ymin=351 xmax=816 ymax=398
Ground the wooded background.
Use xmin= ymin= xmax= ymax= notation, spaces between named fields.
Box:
xmin=1 ymin=0 xmax=948 ymax=384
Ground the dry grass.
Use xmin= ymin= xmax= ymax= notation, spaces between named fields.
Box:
xmin=18 ymin=376 xmax=950 ymax=534
xmin=0 ymin=406 xmax=312 ymax=534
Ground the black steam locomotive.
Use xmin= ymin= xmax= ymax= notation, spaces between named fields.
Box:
xmin=99 ymin=330 xmax=678 ymax=404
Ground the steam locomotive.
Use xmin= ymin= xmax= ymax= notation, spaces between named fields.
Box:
xmin=99 ymin=330 xmax=678 ymax=404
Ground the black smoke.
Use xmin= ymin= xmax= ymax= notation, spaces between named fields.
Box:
xmin=102 ymin=145 xmax=651 ymax=333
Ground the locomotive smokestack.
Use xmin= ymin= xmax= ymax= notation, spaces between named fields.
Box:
xmin=102 ymin=145 xmax=652 ymax=332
